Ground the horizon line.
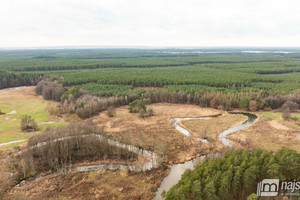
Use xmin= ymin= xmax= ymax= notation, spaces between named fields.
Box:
xmin=1 ymin=45 xmax=300 ymax=50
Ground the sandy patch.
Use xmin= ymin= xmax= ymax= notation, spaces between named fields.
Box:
xmin=39 ymin=120 xmax=63 ymax=125
xmin=7 ymin=110 xmax=17 ymax=114
xmin=269 ymin=120 xmax=289 ymax=130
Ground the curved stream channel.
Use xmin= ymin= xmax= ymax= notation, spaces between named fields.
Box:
xmin=17 ymin=134 xmax=158 ymax=173
xmin=153 ymin=112 xmax=257 ymax=200
xmin=14 ymin=112 xmax=257 ymax=198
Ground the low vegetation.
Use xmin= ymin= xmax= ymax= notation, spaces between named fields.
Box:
xmin=0 ymin=87 xmax=64 ymax=145
xmin=106 ymin=106 xmax=116 ymax=117
xmin=182 ymin=113 xmax=248 ymax=142
xmin=139 ymin=108 xmax=155 ymax=118
xmin=228 ymin=111 xmax=300 ymax=152
xmin=9 ymin=122 xmax=138 ymax=183
xmin=35 ymin=80 xmax=65 ymax=101
xmin=20 ymin=115 xmax=38 ymax=132
xmin=128 ymin=99 xmax=147 ymax=113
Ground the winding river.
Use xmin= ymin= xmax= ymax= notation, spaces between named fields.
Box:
xmin=11 ymin=111 xmax=257 ymax=199
xmin=18 ymin=133 xmax=157 ymax=172
xmin=153 ymin=112 xmax=257 ymax=200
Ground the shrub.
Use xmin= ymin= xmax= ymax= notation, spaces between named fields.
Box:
xmin=239 ymin=97 xmax=250 ymax=109
xmin=218 ymin=105 xmax=224 ymax=110
xmin=21 ymin=115 xmax=38 ymax=132
xmin=266 ymin=96 xmax=281 ymax=109
xmin=247 ymin=193 xmax=258 ymax=200
xmin=48 ymin=105 xmax=62 ymax=117
xmin=281 ymin=100 xmax=299 ymax=112
xmin=263 ymin=107 xmax=272 ymax=111
xmin=210 ymin=98 xmax=218 ymax=109
xmin=78 ymin=101 xmax=85 ymax=108
xmin=248 ymin=100 xmax=257 ymax=111
xmin=42 ymin=86 xmax=52 ymax=100
xmin=147 ymin=108 xmax=154 ymax=116
xmin=107 ymin=106 xmax=116 ymax=117
xmin=128 ymin=99 xmax=147 ymax=113
xmin=36 ymin=80 xmax=65 ymax=101
xmin=139 ymin=108 xmax=154 ymax=118
xmin=139 ymin=109 xmax=147 ymax=118
xmin=282 ymin=109 xmax=291 ymax=119
xmin=61 ymin=86 xmax=86 ymax=103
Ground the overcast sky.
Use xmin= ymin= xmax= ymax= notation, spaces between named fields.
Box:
xmin=1 ymin=0 xmax=300 ymax=48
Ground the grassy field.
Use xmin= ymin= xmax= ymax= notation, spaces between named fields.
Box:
xmin=181 ymin=113 xmax=248 ymax=140
xmin=2 ymin=100 xmax=300 ymax=199
xmin=0 ymin=87 xmax=64 ymax=147
xmin=259 ymin=111 xmax=300 ymax=129
xmin=228 ymin=111 xmax=300 ymax=152
xmin=92 ymin=103 xmax=221 ymax=163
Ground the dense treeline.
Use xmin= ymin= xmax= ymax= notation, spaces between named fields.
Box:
xmin=1 ymin=60 xmax=283 ymax=72
xmin=57 ymin=67 xmax=260 ymax=88
xmin=255 ymin=68 xmax=300 ymax=74
xmin=1 ymin=50 xmax=300 ymax=94
xmin=266 ymin=93 xmax=300 ymax=109
xmin=0 ymin=69 xmax=41 ymax=89
xmin=40 ymin=65 xmax=298 ymax=93
xmin=0 ymin=49 xmax=286 ymax=71
xmin=75 ymin=89 xmax=299 ymax=118
xmin=1 ymin=48 xmax=298 ymax=117
xmin=36 ymin=80 xmax=300 ymax=119
xmin=35 ymin=80 xmax=66 ymax=101
xmin=77 ymin=83 xmax=133 ymax=97
xmin=9 ymin=122 xmax=138 ymax=183
xmin=35 ymin=80 xmax=130 ymax=118
xmin=164 ymin=148 xmax=300 ymax=200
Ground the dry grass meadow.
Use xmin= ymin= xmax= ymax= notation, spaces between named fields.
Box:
xmin=2 ymin=93 xmax=300 ymax=199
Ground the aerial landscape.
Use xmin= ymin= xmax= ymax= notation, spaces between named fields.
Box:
xmin=0 ymin=0 xmax=300 ymax=200
xmin=0 ymin=48 xmax=299 ymax=200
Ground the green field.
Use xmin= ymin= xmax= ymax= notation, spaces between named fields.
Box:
xmin=259 ymin=111 xmax=300 ymax=129
xmin=0 ymin=97 xmax=65 ymax=147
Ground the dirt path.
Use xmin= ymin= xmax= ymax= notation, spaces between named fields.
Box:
xmin=269 ymin=120 xmax=289 ymax=130
xmin=0 ymin=139 xmax=27 ymax=147
xmin=39 ymin=120 xmax=63 ymax=125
